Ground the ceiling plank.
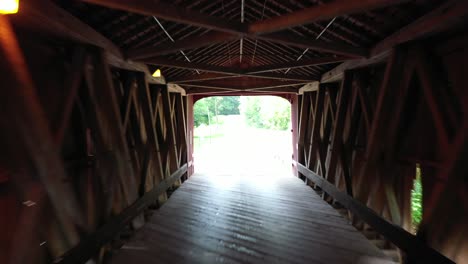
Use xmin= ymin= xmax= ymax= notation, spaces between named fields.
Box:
xmin=81 ymin=0 xmax=246 ymax=34
xmin=143 ymin=57 xmax=318 ymax=82
xmin=142 ymin=56 xmax=243 ymax=74
xmin=81 ymin=0 xmax=367 ymax=58
xmin=128 ymin=31 xmax=366 ymax=60
xmin=127 ymin=32 xmax=238 ymax=60
xmin=185 ymin=88 xmax=241 ymax=95
xmin=249 ymin=0 xmax=409 ymax=34
xmin=322 ymin=0 xmax=468 ymax=83
xmin=169 ymin=73 xmax=237 ymax=83
xmin=371 ymin=0 xmax=468 ymax=56
xmin=246 ymin=56 xmax=350 ymax=74
xmin=258 ymin=33 xmax=367 ymax=58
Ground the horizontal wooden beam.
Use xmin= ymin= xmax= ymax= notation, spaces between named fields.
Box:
xmin=371 ymin=0 xmax=468 ymax=56
xmin=320 ymin=51 xmax=390 ymax=83
xmin=258 ymin=33 xmax=367 ymax=58
xmin=169 ymin=73 xmax=237 ymax=83
xmin=83 ymin=1 xmax=367 ymax=58
xmin=57 ymin=164 xmax=188 ymax=264
xmin=185 ymin=86 xmax=298 ymax=95
xmin=181 ymin=77 xmax=305 ymax=90
xmin=297 ymin=163 xmax=454 ymax=264
xmin=322 ymin=0 xmax=468 ymax=83
xmin=249 ymin=0 xmax=408 ymax=34
xmin=81 ymin=0 xmax=246 ymax=35
xmin=143 ymin=57 xmax=317 ymax=82
xmin=246 ymin=56 xmax=350 ymax=74
xmin=127 ymin=32 xmax=238 ymax=60
xmin=185 ymin=87 xmax=241 ymax=95
xmin=129 ymin=31 xmax=365 ymax=60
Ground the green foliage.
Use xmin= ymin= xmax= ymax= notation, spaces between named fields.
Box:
xmin=194 ymin=96 xmax=240 ymax=127
xmin=411 ymin=165 xmax=423 ymax=231
xmin=218 ymin=96 xmax=241 ymax=115
xmin=194 ymin=96 xmax=290 ymax=130
xmin=242 ymin=97 xmax=263 ymax=128
xmin=240 ymin=96 xmax=291 ymax=130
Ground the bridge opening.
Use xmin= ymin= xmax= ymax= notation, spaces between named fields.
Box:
xmin=193 ymin=96 xmax=292 ymax=180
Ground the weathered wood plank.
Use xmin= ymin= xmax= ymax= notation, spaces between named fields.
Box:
xmin=111 ymin=172 xmax=387 ymax=264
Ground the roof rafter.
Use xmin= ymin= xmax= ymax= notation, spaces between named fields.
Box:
xmin=82 ymin=0 xmax=367 ymax=58
xmin=81 ymin=0 xmax=247 ymax=34
xmin=248 ymin=0 xmax=410 ymax=34
xmin=169 ymin=73 xmax=238 ymax=83
xmin=245 ymin=56 xmax=349 ymax=74
xmin=127 ymin=32 xmax=238 ymax=60
xmin=321 ymin=0 xmax=468 ymax=83
xmin=371 ymin=0 xmax=468 ymax=56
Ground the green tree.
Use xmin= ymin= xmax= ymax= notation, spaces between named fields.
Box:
xmin=194 ymin=96 xmax=241 ymax=127
xmin=241 ymin=97 xmax=263 ymax=128
xmin=218 ymin=96 xmax=240 ymax=115
xmin=193 ymin=99 xmax=210 ymax=127
xmin=411 ymin=165 xmax=423 ymax=231
xmin=240 ymin=96 xmax=291 ymax=130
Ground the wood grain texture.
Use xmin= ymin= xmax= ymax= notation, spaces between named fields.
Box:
xmin=111 ymin=173 xmax=387 ymax=263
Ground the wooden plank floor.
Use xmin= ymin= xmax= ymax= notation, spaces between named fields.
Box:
xmin=111 ymin=173 xmax=391 ymax=264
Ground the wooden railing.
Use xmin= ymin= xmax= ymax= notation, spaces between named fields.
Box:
xmin=57 ymin=164 xmax=188 ymax=264
xmin=297 ymin=163 xmax=453 ymax=264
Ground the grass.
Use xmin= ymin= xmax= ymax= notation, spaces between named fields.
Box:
xmin=193 ymin=133 xmax=225 ymax=150
xmin=411 ymin=164 xmax=423 ymax=233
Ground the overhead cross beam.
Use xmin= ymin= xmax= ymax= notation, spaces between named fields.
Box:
xmin=164 ymin=56 xmax=346 ymax=84
xmin=128 ymin=32 xmax=238 ymax=60
xmin=169 ymin=73 xmax=237 ymax=83
xmin=371 ymin=0 xmax=468 ymax=56
xmin=248 ymin=0 xmax=410 ymax=34
xmin=129 ymin=32 xmax=367 ymax=60
xmin=81 ymin=0 xmax=246 ymax=34
xmin=143 ymin=56 xmax=318 ymax=82
xmin=245 ymin=56 xmax=350 ymax=74
xmin=321 ymin=0 xmax=468 ymax=83
xmin=82 ymin=0 xmax=373 ymax=58
xmin=182 ymin=77 xmax=307 ymax=90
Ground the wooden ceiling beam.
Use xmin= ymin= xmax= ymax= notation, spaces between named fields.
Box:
xmin=81 ymin=0 xmax=246 ymax=35
xmin=143 ymin=57 xmax=318 ymax=82
xmin=258 ymin=33 xmax=367 ymax=58
xmin=128 ymin=31 xmax=366 ymax=60
xmin=321 ymin=0 xmax=468 ymax=83
xmin=181 ymin=82 xmax=301 ymax=93
xmin=249 ymin=0 xmax=409 ymax=34
xmin=371 ymin=0 xmax=468 ymax=56
xmin=83 ymin=1 xmax=368 ymax=58
xmin=127 ymin=32 xmax=238 ymax=60
xmin=246 ymin=56 xmax=350 ymax=74
xmin=169 ymin=73 xmax=237 ymax=83
xmin=182 ymin=77 xmax=306 ymax=89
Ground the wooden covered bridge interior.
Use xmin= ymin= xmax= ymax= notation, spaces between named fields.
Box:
xmin=1 ymin=0 xmax=468 ymax=263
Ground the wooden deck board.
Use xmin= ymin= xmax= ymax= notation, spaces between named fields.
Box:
xmin=111 ymin=173 xmax=389 ymax=264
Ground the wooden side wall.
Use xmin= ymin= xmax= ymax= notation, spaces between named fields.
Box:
xmin=296 ymin=35 xmax=468 ymax=263
xmin=0 ymin=17 xmax=189 ymax=263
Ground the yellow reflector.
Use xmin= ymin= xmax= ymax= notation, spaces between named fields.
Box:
xmin=0 ymin=0 xmax=19 ymax=14
xmin=152 ymin=69 xmax=161 ymax=78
